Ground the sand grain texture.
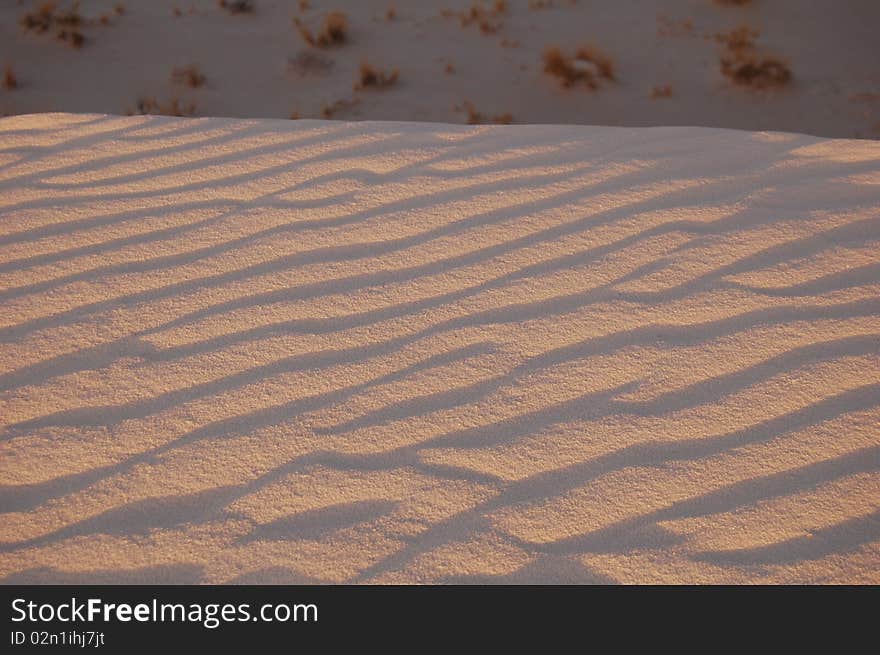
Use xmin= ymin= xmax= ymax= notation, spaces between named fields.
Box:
xmin=0 ymin=113 xmax=878 ymax=583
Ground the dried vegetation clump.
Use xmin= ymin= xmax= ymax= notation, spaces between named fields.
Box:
xmin=446 ymin=1 xmax=508 ymax=35
xmin=458 ymin=101 xmax=513 ymax=125
xmin=354 ymin=62 xmax=399 ymax=90
xmin=3 ymin=66 xmax=18 ymax=91
xmin=321 ymin=97 xmax=359 ymax=119
xmin=542 ymin=45 xmax=615 ymax=89
xmin=20 ymin=1 xmax=125 ymax=48
xmin=132 ymin=97 xmax=196 ymax=117
xmin=218 ymin=0 xmax=255 ymax=14
xmin=715 ymin=25 xmax=791 ymax=89
xmin=171 ymin=65 xmax=207 ymax=88
xmin=20 ymin=2 xmax=86 ymax=47
xmin=294 ymin=11 xmax=348 ymax=47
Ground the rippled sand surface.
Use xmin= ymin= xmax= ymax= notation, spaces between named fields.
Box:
xmin=0 ymin=114 xmax=878 ymax=583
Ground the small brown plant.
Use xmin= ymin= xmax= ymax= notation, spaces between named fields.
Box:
xmin=20 ymin=3 xmax=59 ymax=33
xmin=715 ymin=25 xmax=757 ymax=52
xmin=651 ymin=84 xmax=673 ymax=98
xmin=218 ymin=0 xmax=254 ymax=14
xmin=3 ymin=66 xmax=18 ymax=91
xmin=294 ymin=11 xmax=348 ymax=47
xmin=133 ymin=96 xmax=195 ymax=117
xmin=354 ymin=62 xmax=399 ymax=90
xmin=543 ymin=45 xmax=614 ymax=89
xmin=455 ymin=1 xmax=508 ymax=35
xmin=320 ymin=96 xmax=358 ymax=118
xmin=722 ymin=57 xmax=791 ymax=88
xmin=293 ymin=11 xmax=348 ymax=48
xmin=56 ymin=29 xmax=85 ymax=47
xmin=459 ymin=101 xmax=513 ymax=125
xmin=53 ymin=2 xmax=82 ymax=27
xmin=20 ymin=2 xmax=104 ymax=48
xmin=715 ymin=25 xmax=791 ymax=89
xmin=171 ymin=65 xmax=206 ymax=88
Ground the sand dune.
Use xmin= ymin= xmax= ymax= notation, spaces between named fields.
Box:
xmin=0 ymin=112 xmax=878 ymax=583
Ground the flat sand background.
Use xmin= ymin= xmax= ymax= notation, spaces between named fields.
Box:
xmin=1 ymin=0 xmax=879 ymax=138
xmin=0 ymin=113 xmax=878 ymax=583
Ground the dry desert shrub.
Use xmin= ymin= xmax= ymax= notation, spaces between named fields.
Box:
xmin=543 ymin=45 xmax=614 ymax=89
xmin=56 ymin=28 xmax=85 ymax=47
xmin=294 ymin=11 xmax=348 ymax=47
xmin=20 ymin=3 xmax=56 ymax=33
xmin=354 ymin=62 xmax=399 ymax=90
xmin=715 ymin=25 xmax=791 ymax=89
xmin=452 ymin=0 xmax=508 ymax=35
xmin=21 ymin=1 xmax=83 ymax=31
xmin=320 ymin=96 xmax=359 ymax=118
xmin=458 ymin=101 xmax=513 ymax=125
xmin=53 ymin=3 xmax=82 ymax=27
xmin=218 ymin=0 xmax=254 ymax=14
xmin=2 ymin=66 xmax=18 ymax=91
xmin=19 ymin=1 xmax=123 ymax=48
xmin=171 ymin=65 xmax=206 ymax=88
xmin=133 ymin=97 xmax=195 ymax=117
xmin=716 ymin=24 xmax=758 ymax=52
xmin=722 ymin=57 xmax=790 ymax=88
